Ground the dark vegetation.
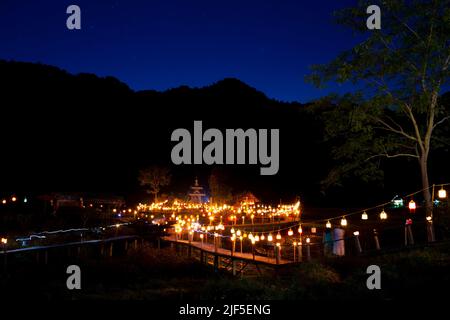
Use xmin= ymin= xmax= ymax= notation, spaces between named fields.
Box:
xmin=2 ymin=244 xmax=449 ymax=300
xmin=1 ymin=60 xmax=449 ymax=208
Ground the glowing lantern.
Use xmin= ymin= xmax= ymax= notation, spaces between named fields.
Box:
xmin=249 ymin=233 xmax=253 ymax=240
xmin=254 ymin=235 xmax=260 ymax=241
xmin=353 ymin=231 xmax=360 ymax=236
xmin=409 ymin=200 xmax=416 ymax=211
xmin=236 ymin=230 xmax=242 ymax=236
xmin=276 ymin=232 xmax=282 ymax=240
xmin=288 ymin=229 xmax=294 ymax=236
xmin=380 ymin=209 xmax=387 ymax=220
xmin=326 ymin=221 xmax=331 ymax=229
xmin=361 ymin=211 xmax=368 ymax=220
xmin=276 ymin=242 xmax=281 ymax=248
xmin=311 ymin=227 xmax=317 ymax=233
xmin=230 ymin=228 xmax=235 ymax=234
xmin=268 ymin=233 xmax=273 ymax=242
xmin=298 ymin=225 xmax=303 ymax=234
xmin=306 ymin=237 xmax=310 ymax=244
xmin=260 ymin=234 xmax=265 ymax=241
xmin=340 ymin=217 xmax=347 ymax=226
xmin=438 ymin=187 xmax=447 ymax=199
xmin=11 ymin=196 xmax=17 ymax=202
xmin=200 ymin=234 xmax=204 ymax=239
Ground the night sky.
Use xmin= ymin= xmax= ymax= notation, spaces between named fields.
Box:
xmin=1 ymin=0 xmax=362 ymax=102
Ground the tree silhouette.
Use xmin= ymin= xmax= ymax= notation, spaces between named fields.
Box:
xmin=307 ymin=0 xmax=450 ymax=214
xmin=208 ymin=168 xmax=233 ymax=205
xmin=138 ymin=166 xmax=171 ymax=202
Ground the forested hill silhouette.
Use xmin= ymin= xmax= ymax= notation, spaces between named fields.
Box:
xmin=1 ymin=60 xmax=447 ymax=206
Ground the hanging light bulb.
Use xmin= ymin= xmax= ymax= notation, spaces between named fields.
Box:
xmin=268 ymin=233 xmax=273 ymax=242
xmin=230 ymin=227 xmax=235 ymax=234
xmin=260 ymin=234 xmax=265 ymax=241
xmin=276 ymin=232 xmax=282 ymax=240
xmin=298 ymin=225 xmax=303 ymax=234
xmin=340 ymin=217 xmax=347 ymax=226
xmin=326 ymin=221 xmax=331 ymax=228
xmin=249 ymin=232 xmax=253 ymax=240
xmin=438 ymin=186 xmax=447 ymax=199
xmin=236 ymin=229 xmax=241 ymax=236
xmin=288 ymin=228 xmax=294 ymax=236
xmin=409 ymin=200 xmax=416 ymax=211
xmin=361 ymin=211 xmax=368 ymax=220
xmin=306 ymin=237 xmax=311 ymax=244
xmin=254 ymin=234 xmax=260 ymax=241
xmin=380 ymin=209 xmax=387 ymax=220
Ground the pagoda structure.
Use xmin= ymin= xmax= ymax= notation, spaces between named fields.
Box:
xmin=188 ymin=178 xmax=206 ymax=203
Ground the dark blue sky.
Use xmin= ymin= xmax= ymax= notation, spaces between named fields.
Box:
xmin=1 ymin=0 xmax=363 ymax=102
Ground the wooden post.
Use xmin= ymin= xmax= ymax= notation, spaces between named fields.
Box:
xmin=109 ymin=243 xmax=113 ymax=257
xmin=354 ymin=234 xmax=362 ymax=254
xmin=306 ymin=243 xmax=311 ymax=261
xmin=231 ymin=240 xmax=235 ymax=257
xmin=298 ymin=241 xmax=303 ymax=262
xmin=428 ymin=184 xmax=436 ymax=242
xmin=427 ymin=221 xmax=435 ymax=242
xmin=275 ymin=246 xmax=280 ymax=265
xmin=293 ymin=245 xmax=296 ymax=262
xmin=373 ymin=229 xmax=381 ymax=250
xmin=213 ymin=254 xmax=219 ymax=272
xmin=407 ymin=225 xmax=414 ymax=246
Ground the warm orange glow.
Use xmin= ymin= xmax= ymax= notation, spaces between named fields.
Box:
xmin=438 ymin=187 xmax=447 ymax=199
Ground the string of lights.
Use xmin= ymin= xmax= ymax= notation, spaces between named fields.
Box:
xmin=172 ymin=183 xmax=449 ymax=247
